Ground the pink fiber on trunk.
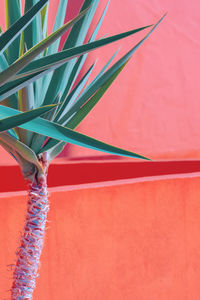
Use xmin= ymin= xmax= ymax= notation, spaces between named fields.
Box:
xmin=11 ymin=156 xmax=49 ymax=299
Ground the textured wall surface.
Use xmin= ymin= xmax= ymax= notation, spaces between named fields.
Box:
xmin=0 ymin=0 xmax=199 ymax=162
xmin=1 ymin=174 xmax=200 ymax=299
xmin=66 ymin=0 xmax=200 ymax=160
xmin=0 ymin=2 xmax=200 ymax=299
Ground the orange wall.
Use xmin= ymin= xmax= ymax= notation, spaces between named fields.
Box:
xmin=1 ymin=175 xmax=200 ymax=299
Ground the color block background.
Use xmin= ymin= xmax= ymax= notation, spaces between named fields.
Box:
xmin=1 ymin=1 xmax=200 ymax=299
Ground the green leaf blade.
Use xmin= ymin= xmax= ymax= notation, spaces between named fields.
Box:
xmin=66 ymin=61 xmax=129 ymax=130
xmin=0 ymin=16 xmax=165 ymax=103
xmin=0 ymin=104 xmax=57 ymax=132
xmin=39 ymin=59 xmax=128 ymax=154
xmin=5 ymin=0 xmax=21 ymax=64
xmin=0 ymin=7 xmax=90 ymax=87
xmin=0 ymin=0 xmax=49 ymax=55
xmin=0 ymin=105 xmax=149 ymax=160
xmin=17 ymin=24 xmax=152 ymax=79
xmin=24 ymin=0 xmax=42 ymax=50
xmin=54 ymin=62 xmax=96 ymax=122
xmin=47 ymin=0 xmax=68 ymax=55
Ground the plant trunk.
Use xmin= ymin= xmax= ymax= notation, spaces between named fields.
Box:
xmin=11 ymin=156 xmax=49 ymax=300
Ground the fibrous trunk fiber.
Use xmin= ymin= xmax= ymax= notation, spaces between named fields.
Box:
xmin=11 ymin=160 xmax=49 ymax=299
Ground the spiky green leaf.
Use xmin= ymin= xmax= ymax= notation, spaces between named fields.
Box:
xmin=0 ymin=7 xmax=90 ymax=86
xmin=40 ymin=2 xmax=49 ymax=37
xmin=41 ymin=0 xmax=100 ymax=108
xmin=0 ymin=23 xmax=152 ymax=102
xmin=15 ymin=24 xmax=152 ymax=80
xmin=39 ymin=60 xmax=128 ymax=154
xmin=5 ymin=0 xmax=21 ymax=64
xmin=67 ymin=61 xmax=129 ymax=129
xmin=24 ymin=0 xmax=42 ymax=50
xmin=54 ymin=62 xmax=96 ymax=122
xmin=0 ymin=105 xmax=149 ymax=160
xmin=0 ymin=0 xmax=48 ymax=55
xmin=47 ymin=0 xmax=68 ymax=55
xmin=0 ymin=104 xmax=57 ymax=132
xmin=57 ymin=16 xmax=165 ymax=124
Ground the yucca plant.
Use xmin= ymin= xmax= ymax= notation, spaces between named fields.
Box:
xmin=0 ymin=0 xmax=164 ymax=298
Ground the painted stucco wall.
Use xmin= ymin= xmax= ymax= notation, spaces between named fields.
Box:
xmin=0 ymin=0 xmax=199 ymax=163
xmin=0 ymin=2 xmax=200 ymax=299
xmin=1 ymin=174 xmax=200 ymax=299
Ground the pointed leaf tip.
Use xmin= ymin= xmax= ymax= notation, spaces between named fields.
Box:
xmin=0 ymin=104 xmax=57 ymax=132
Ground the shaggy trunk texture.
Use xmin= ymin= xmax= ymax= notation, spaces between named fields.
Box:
xmin=11 ymin=155 xmax=49 ymax=300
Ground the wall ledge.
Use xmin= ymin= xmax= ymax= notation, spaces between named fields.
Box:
xmin=1 ymin=159 xmax=200 ymax=193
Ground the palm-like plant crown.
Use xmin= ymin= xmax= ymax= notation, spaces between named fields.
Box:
xmin=0 ymin=0 xmax=164 ymax=179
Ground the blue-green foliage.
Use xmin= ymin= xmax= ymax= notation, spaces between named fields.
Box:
xmin=0 ymin=0 xmax=165 ymax=163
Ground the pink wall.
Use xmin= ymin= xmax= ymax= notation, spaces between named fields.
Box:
xmin=66 ymin=0 xmax=200 ymax=160
xmin=0 ymin=0 xmax=200 ymax=163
